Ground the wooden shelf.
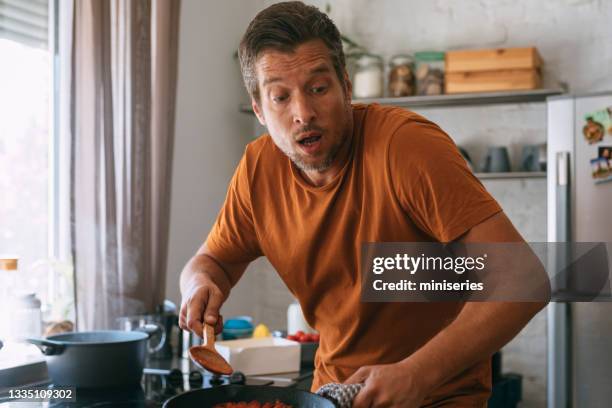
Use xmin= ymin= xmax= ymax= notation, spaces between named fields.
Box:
xmin=476 ymin=171 xmax=546 ymax=180
xmin=239 ymin=88 xmax=565 ymax=113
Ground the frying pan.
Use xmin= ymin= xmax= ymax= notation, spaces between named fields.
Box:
xmin=163 ymin=385 xmax=337 ymax=407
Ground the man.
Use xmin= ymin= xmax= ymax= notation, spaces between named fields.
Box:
xmin=179 ymin=2 xmax=547 ymax=407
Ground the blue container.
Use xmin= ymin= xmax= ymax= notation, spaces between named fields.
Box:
xmin=222 ymin=316 xmax=254 ymax=340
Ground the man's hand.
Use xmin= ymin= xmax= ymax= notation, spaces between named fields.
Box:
xmin=179 ymin=272 xmax=225 ymax=336
xmin=345 ymin=362 xmax=428 ymax=408
xmin=178 ymin=246 xmax=249 ymax=337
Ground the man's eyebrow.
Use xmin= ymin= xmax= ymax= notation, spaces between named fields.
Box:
xmin=309 ymin=64 xmax=332 ymax=75
xmin=262 ymin=76 xmax=282 ymax=87
xmin=261 ymin=64 xmax=332 ymax=87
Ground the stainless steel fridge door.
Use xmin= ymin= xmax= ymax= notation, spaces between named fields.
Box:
xmin=571 ymin=93 xmax=612 ymax=408
xmin=547 ymin=96 xmax=575 ymax=408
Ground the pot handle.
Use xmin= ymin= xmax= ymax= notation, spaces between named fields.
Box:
xmin=135 ymin=323 xmax=166 ymax=354
xmin=26 ymin=338 xmax=66 ymax=356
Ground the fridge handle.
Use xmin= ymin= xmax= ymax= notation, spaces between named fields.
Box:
xmin=556 ymin=151 xmax=570 ymax=241
xmin=548 ymin=151 xmax=571 ymax=408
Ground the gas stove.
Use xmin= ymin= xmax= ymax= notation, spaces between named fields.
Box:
xmin=0 ymin=358 xmax=289 ymax=407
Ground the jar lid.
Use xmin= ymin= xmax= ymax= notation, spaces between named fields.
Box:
xmin=355 ymin=53 xmax=383 ymax=66
xmin=414 ymin=51 xmax=446 ymax=61
xmin=0 ymin=257 xmax=18 ymax=271
xmin=389 ymin=54 xmax=414 ymax=65
xmin=17 ymin=292 xmax=41 ymax=307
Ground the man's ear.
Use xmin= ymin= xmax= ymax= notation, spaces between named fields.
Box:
xmin=252 ymin=100 xmax=266 ymax=126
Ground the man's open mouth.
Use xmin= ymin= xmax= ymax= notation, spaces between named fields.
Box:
xmin=297 ymin=134 xmax=322 ymax=146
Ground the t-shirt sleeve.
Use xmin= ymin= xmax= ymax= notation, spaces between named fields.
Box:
xmin=205 ymin=152 xmax=263 ymax=264
xmin=388 ymin=118 xmax=502 ymax=242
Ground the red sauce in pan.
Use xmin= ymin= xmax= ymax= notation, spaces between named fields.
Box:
xmin=213 ymin=401 xmax=292 ymax=408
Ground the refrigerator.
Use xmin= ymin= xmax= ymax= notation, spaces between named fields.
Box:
xmin=547 ymin=91 xmax=612 ymax=408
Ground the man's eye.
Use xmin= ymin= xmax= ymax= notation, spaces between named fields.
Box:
xmin=311 ymin=86 xmax=327 ymax=94
xmin=272 ymin=94 xmax=288 ymax=103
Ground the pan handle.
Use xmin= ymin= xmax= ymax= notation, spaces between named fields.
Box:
xmin=26 ymin=338 xmax=66 ymax=356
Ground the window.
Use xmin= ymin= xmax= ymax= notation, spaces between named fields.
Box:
xmin=0 ymin=25 xmax=50 ymax=294
xmin=0 ymin=0 xmax=73 ymax=341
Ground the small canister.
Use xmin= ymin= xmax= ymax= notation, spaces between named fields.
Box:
xmin=287 ymin=300 xmax=314 ymax=335
xmin=13 ymin=293 xmax=42 ymax=340
xmin=388 ymin=54 xmax=415 ymax=97
xmin=414 ymin=51 xmax=445 ymax=95
xmin=352 ymin=53 xmax=384 ymax=99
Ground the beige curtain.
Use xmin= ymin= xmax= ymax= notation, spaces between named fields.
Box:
xmin=70 ymin=0 xmax=180 ymax=330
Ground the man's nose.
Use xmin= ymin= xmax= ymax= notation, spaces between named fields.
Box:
xmin=292 ymin=93 xmax=316 ymax=125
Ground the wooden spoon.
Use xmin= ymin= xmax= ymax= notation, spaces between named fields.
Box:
xmin=188 ymin=323 xmax=233 ymax=375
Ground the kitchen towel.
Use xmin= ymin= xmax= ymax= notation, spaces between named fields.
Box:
xmin=316 ymin=383 xmax=363 ymax=408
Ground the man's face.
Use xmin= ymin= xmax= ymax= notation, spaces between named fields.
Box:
xmin=252 ymin=40 xmax=352 ymax=173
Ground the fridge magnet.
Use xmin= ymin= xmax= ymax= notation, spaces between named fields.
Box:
xmin=583 ymin=108 xmax=612 ymax=144
xmin=599 ymin=146 xmax=612 ymax=162
xmin=590 ymin=157 xmax=612 ymax=184
xmin=583 ymin=117 xmax=605 ymax=144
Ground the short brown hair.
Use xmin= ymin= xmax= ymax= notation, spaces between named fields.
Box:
xmin=238 ymin=1 xmax=346 ymax=102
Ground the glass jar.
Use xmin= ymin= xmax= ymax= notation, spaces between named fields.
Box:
xmin=13 ymin=293 xmax=42 ymax=340
xmin=0 ymin=257 xmax=18 ymax=339
xmin=414 ymin=51 xmax=446 ymax=95
xmin=388 ymin=54 xmax=415 ymax=97
xmin=352 ymin=54 xmax=384 ymax=99
xmin=0 ymin=257 xmax=18 ymax=289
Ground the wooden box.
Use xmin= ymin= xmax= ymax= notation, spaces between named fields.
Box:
xmin=446 ymin=47 xmax=542 ymax=73
xmin=445 ymin=69 xmax=541 ymax=94
xmin=445 ymin=47 xmax=542 ymax=94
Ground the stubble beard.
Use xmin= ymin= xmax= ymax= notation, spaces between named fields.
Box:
xmin=286 ymin=105 xmax=353 ymax=173
xmin=289 ymin=135 xmax=343 ymax=172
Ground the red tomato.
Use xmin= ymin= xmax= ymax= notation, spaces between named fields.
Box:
xmin=311 ymin=333 xmax=320 ymax=342
xmin=286 ymin=335 xmax=297 ymax=341
xmin=295 ymin=330 xmax=305 ymax=337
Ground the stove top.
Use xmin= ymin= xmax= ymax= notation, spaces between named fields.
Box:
xmin=0 ymin=359 xmax=280 ymax=407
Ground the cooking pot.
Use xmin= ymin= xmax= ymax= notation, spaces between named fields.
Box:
xmin=163 ymin=385 xmax=337 ymax=407
xmin=27 ymin=326 xmax=159 ymax=388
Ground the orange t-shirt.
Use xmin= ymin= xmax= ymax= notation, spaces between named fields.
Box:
xmin=206 ymin=103 xmax=502 ymax=407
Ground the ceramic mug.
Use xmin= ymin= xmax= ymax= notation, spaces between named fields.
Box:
xmin=521 ymin=144 xmax=547 ymax=172
xmin=481 ymin=146 xmax=511 ymax=173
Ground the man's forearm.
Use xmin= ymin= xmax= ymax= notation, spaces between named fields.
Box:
xmin=179 ymin=253 xmax=233 ymax=298
xmin=401 ymin=301 xmax=546 ymax=391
